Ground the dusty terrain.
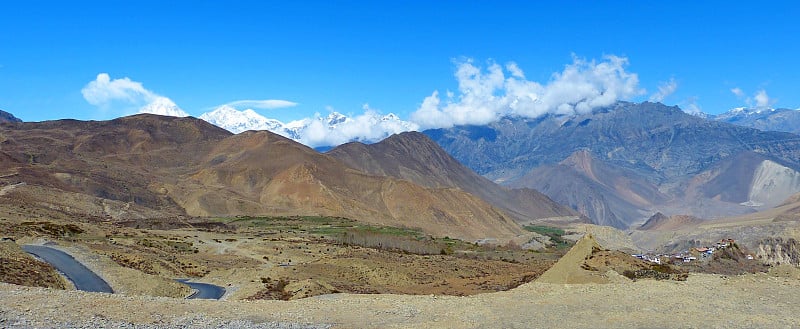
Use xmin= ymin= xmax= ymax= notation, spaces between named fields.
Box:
xmin=2 ymin=210 xmax=799 ymax=328
xmin=1 ymin=271 xmax=799 ymax=328
xmin=0 ymin=204 xmax=560 ymax=301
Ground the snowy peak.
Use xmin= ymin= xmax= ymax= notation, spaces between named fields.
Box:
xmin=711 ymin=107 xmax=800 ymax=134
xmin=199 ymin=105 xmax=284 ymax=134
xmin=197 ymin=107 xmax=418 ymax=147
xmin=138 ymin=97 xmax=189 ymax=117
xmin=715 ymin=107 xmax=779 ymax=121
xmin=325 ymin=112 xmax=350 ymax=126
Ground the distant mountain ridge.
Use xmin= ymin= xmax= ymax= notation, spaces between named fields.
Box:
xmin=198 ymin=106 xmax=416 ymax=146
xmin=424 ymin=101 xmax=800 ymax=228
xmin=711 ymin=107 xmax=800 ymax=135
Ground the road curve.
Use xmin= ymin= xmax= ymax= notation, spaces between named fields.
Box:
xmin=22 ymin=245 xmax=113 ymax=293
xmin=176 ymin=279 xmax=226 ymax=300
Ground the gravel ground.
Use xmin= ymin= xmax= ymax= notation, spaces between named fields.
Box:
xmin=1 ymin=272 xmax=799 ymax=328
xmin=0 ymin=310 xmax=329 ymax=329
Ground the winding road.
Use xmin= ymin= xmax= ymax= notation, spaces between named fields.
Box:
xmin=21 ymin=245 xmax=113 ymax=293
xmin=176 ymin=279 xmax=226 ymax=299
xmin=22 ymin=245 xmax=226 ymax=299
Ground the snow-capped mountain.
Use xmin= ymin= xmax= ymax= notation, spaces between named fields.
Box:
xmin=138 ymin=97 xmax=189 ymax=117
xmin=325 ymin=112 xmax=349 ymax=126
xmin=199 ymin=105 xmax=285 ymax=134
xmin=712 ymin=107 xmax=800 ymax=134
xmin=713 ymin=107 xmax=779 ymax=121
xmin=197 ymin=106 xmax=418 ymax=147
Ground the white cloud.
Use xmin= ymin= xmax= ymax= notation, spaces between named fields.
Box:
xmin=82 ymin=73 xmax=154 ymax=107
xmin=681 ymin=96 xmax=704 ymax=116
xmin=731 ymin=87 xmax=775 ymax=109
xmin=297 ymin=105 xmax=419 ymax=147
xmin=649 ymin=78 xmax=678 ymax=102
xmin=753 ymin=89 xmax=772 ymax=108
xmin=410 ymin=55 xmax=644 ymax=129
xmin=82 ymin=73 xmax=187 ymax=117
xmin=224 ymin=99 xmax=298 ymax=110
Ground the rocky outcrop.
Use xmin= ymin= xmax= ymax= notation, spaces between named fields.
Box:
xmin=757 ymin=238 xmax=800 ymax=266
xmin=748 ymin=160 xmax=800 ymax=207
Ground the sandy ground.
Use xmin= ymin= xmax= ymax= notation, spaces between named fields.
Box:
xmin=1 ymin=271 xmax=799 ymax=328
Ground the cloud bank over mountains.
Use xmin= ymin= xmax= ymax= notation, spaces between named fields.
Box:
xmin=411 ymin=55 xmax=644 ymax=129
xmin=81 ymin=55 xmax=785 ymax=148
xmin=730 ymin=88 xmax=774 ymax=109
xmin=198 ymin=105 xmax=418 ymax=147
xmin=79 ymin=56 xmax=648 ymax=147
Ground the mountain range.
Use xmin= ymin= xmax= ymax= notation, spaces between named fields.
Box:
xmin=7 ymin=100 xmax=800 ymax=232
xmin=424 ymin=102 xmax=800 ymax=228
xmin=0 ymin=114 xmax=573 ymax=241
xmin=711 ymin=107 xmax=800 ymax=135
xmin=195 ymin=101 xmax=800 ymax=229
xmin=198 ymin=105 xmax=417 ymax=147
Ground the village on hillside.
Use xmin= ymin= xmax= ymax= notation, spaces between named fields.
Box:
xmin=633 ymin=239 xmax=754 ymax=265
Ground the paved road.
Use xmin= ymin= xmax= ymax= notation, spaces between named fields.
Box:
xmin=22 ymin=245 xmax=113 ymax=293
xmin=176 ymin=279 xmax=226 ymax=299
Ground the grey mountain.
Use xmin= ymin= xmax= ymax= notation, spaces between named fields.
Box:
xmin=424 ymin=102 xmax=800 ymax=228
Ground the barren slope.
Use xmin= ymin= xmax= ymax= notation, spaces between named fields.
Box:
xmin=327 ymin=132 xmax=581 ymax=224
xmin=0 ymin=115 xmax=525 ymax=241
xmin=511 ymin=150 xmax=665 ymax=228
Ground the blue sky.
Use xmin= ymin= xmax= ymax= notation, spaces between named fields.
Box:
xmin=1 ymin=1 xmax=798 ymax=124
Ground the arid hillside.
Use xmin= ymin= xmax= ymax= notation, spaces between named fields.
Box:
xmin=328 ymin=132 xmax=583 ymax=225
xmin=0 ymin=114 xmax=527 ymax=241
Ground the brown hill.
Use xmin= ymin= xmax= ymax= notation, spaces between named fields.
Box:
xmin=327 ymin=132 xmax=582 ymax=225
xmin=0 ymin=114 xmax=524 ymax=241
xmin=0 ymin=109 xmax=21 ymax=123
xmin=0 ymin=114 xmax=228 ymax=218
xmin=638 ymin=212 xmax=703 ymax=231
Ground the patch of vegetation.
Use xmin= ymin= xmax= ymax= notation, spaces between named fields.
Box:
xmin=16 ymin=221 xmax=84 ymax=238
xmin=109 ymin=252 xmax=158 ymax=275
xmin=220 ymin=215 xmax=353 ymax=226
xmin=248 ymin=277 xmax=292 ymax=300
xmin=0 ymin=242 xmax=67 ymax=289
xmin=523 ymin=225 xmax=571 ymax=249
xmin=333 ymin=229 xmax=442 ymax=255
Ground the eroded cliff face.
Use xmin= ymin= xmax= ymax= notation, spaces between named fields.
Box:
xmin=757 ymin=237 xmax=800 ymax=266
xmin=748 ymin=160 xmax=800 ymax=207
